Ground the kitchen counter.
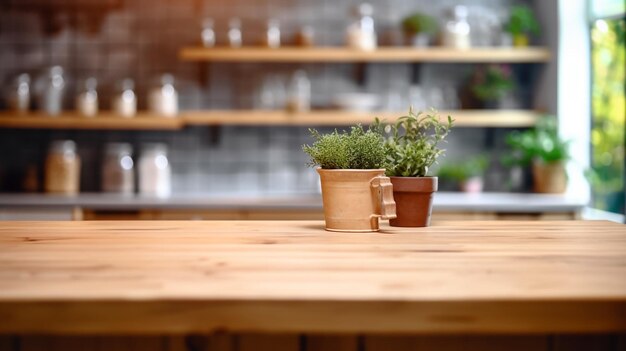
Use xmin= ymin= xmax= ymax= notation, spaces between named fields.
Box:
xmin=0 ymin=192 xmax=588 ymax=212
xmin=1 ymin=220 xmax=624 ymax=335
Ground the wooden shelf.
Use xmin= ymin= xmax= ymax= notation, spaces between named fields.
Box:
xmin=179 ymin=47 xmax=552 ymax=63
xmin=0 ymin=112 xmax=183 ymax=130
xmin=185 ymin=110 xmax=539 ymax=127
xmin=0 ymin=110 xmax=540 ymax=130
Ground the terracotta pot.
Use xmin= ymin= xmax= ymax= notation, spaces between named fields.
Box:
xmin=317 ymin=168 xmax=396 ymax=232
xmin=532 ymin=161 xmax=567 ymax=193
xmin=389 ymin=176 xmax=437 ymax=227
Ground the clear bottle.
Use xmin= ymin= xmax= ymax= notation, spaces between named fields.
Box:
xmin=39 ymin=66 xmax=65 ymax=116
xmin=7 ymin=73 xmax=30 ymax=115
xmin=112 ymin=78 xmax=137 ymax=118
xmin=346 ymin=3 xmax=377 ymax=51
xmin=139 ymin=143 xmax=171 ymax=198
xmin=102 ymin=143 xmax=135 ymax=194
xmin=76 ymin=77 xmax=98 ymax=117
xmin=45 ymin=140 xmax=80 ymax=194
xmin=201 ymin=18 xmax=216 ymax=48
xmin=286 ymin=70 xmax=311 ymax=112
xmin=265 ymin=19 xmax=281 ymax=48
xmin=442 ymin=5 xmax=471 ymax=49
xmin=148 ymin=74 xmax=178 ymax=117
xmin=228 ymin=18 xmax=243 ymax=48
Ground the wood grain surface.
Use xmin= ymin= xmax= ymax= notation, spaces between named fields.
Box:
xmin=0 ymin=220 xmax=625 ymax=334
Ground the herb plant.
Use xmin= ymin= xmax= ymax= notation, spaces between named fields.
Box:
xmin=437 ymin=155 xmax=489 ymax=182
xmin=471 ymin=64 xmax=515 ymax=101
xmin=402 ymin=13 xmax=438 ymax=36
xmin=375 ymin=109 xmax=454 ymax=177
xmin=504 ymin=116 xmax=570 ymax=166
xmin=505 ymin=5 xmax=540 ymax=36
xmin=302 ymin=125 xmax=386 ymax=169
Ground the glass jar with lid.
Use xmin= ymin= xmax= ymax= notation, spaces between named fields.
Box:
xmin=442 ymin=5 xmax=471 ymax=49
xmin=7 ymin=73 xmax=31 ymax=115
xmin=148 ymin=74 xmax=178 ymax=117
xmin=264 ymin=19 xmax=281 ymax=48
xmin=346 ymin=3 xmax=377 ymax=51
xmin=44 ymin=140 xmax=81 ymax=194
xmin=76 ymin=77 xmax=99 ymax=117
xmin=138 ymin=143 xmax=171 ymax=197
xmin=102 ymin=143 xmax=135 ymax=194
xmin=286 ymin=70 xmax=311 ymax=112
xmin=228 ymin=18 xmax=243 ymax=48
xmin=201 ymin=18 xmax=216 ymax=48
xmin=39 ymin=66 xmax=66 ymax=116
xmin=112 ymin=78 xmax=137 ymax=118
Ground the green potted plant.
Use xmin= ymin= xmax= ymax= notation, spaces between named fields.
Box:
xmin=505 ymin=5 xmax=540 ymax=47
xmin=302 ymin=125 xmax=396 ymax=232
xmin=401 ymin=12 xmax=438 ymax=47
xmin=470 ymin=64 xmax=515 ymax=109
xmin=504 ymin=116 xmax=570 ymax=193
xmin=374 ymin=109 xmax=454 ymax=227
xmin=437 ymin=155 xmax=489 ymax=193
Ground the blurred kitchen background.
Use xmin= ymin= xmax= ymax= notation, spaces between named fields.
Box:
xmin=0 ymin=0 xmax=623 ymax=221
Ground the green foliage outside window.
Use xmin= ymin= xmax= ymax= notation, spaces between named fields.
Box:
xmin=590 ymin=18 xmax=625 ymax=214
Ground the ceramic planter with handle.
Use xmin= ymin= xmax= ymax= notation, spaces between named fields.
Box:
xmin=389 ymin=176 xmax=437 ymax=227
xmin=317 ymin=168 xmax=396 ymax=232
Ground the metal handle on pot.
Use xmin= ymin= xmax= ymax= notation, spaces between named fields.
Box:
xmin=371 ymin=176 xmax=396 ymax=220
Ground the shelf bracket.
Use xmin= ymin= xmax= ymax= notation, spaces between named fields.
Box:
xmin=207 ymin=125 xmax=221 ymax=147
xmin=411 ymin=63 xmax=421 ymax=85
xmin=198 ymin=62 xmax=210 ymax=88
xmin=354 ymin=62 xmax=367 ymax=87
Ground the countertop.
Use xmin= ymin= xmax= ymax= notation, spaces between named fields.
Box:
xmin=0 ymin=192 xmax=589 ymax=212
xmin=0 ymin=220 xmax=624 ymax=334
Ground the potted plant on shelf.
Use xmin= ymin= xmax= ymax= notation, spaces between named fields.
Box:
xmin=302 ymin=125 xmax=396 ymax=232
xmin=437 ymin=155 xmax=489 ymax=193
xmin=505 ymin=5 xmax=540 ymax=47
xmin=401 ymin=12 xmax=438 ymax=47
xmin=374 ymin=109 xmax=454 ymax=227
xmin=469 ymin=64 xmax=515 ymax=109
xmin=504 ymin=116 xmax=570 ymax=193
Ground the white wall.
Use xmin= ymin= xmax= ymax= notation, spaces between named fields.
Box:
xmin=557 ymin=0 xmax=591 ymax=168
xmin=557 ymin=0 xmax=591 ymax=200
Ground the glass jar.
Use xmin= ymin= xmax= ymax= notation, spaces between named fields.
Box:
xmin=44 ymin=140 xmax=80 ymax=194
xmin=296 ymin=26 xmax=315 ymax=47
xmin=346 ymin=3 xmax=377 ymax=51
xmin=228 ymin=18 xmax=243 ymax=48
xmin=264 ymin=19 xmax=281 ymax=48
xmin=102 ymin=143 xmax=135 ymax=194
xmin=148 ymin=74 xmax=178 ymax=117
xmin=201 ymin=18 xmax=216 ymax=48
xmin=39 ymin=66 xmax=65 ymax=116
xmin=138 ymin=143 xmax=171 ymax=197
xmin=256 ymin=75 xmax=286 ymax=110
xmin=76 ymin=77 xmax=99 ymax=117
xmin=442 ymin=5 xmax=471 ymax=49
xmin=286 ymin=70 xmax=311 ymax=112
xmin=112 ymin=79 xmax=137 ymax=118
xmin=7 ymin=73 xmax=30 ymax=115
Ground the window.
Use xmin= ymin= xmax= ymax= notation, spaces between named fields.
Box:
xmin=589 ymin=1 xmax=625 ymax=216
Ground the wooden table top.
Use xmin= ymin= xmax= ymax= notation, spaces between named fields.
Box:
xmin=0 ymin=220 xmax=625 ymax=334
